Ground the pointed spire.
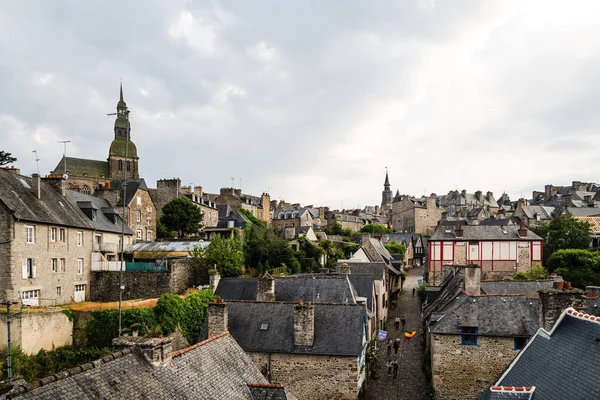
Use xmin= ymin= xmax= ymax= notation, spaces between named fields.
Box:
xmin=120 ymin=81 xmax=123 ymax=102
xmin=384 ymin=170 xmax=390 ymax=187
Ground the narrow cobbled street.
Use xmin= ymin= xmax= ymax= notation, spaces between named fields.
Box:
xmin=364 ymin=267 xmax=432 ymax=400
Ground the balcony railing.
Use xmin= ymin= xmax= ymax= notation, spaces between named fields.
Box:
xmin=92 ymin=242 xmax=118 ymax=253
xmin=91 ymin=261 xmax=125 ymax=271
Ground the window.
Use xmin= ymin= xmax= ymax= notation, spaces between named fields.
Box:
xmin=59 ymin=228 xmax=65 ymax=242
xmin=514 ymin=337 xmax=527 ymax=350
xmin=26 ymin=226 xmax=35 ymax=244
xmin=50 ymin=227 xmax=57 ymax=242
xmin=77 ymin=258 xmax=83 ymax=275
xmin=137 ymin=196 xmax=142 ymax=205
xmin=56 ymin=287 xmax=62 ymax=296
xmin=146 ymin=231 xmax=152 ymax=241
xmin=60 ymin=258 xmax=66 ymax=272
xmin=82 ymin=185 xmax=91 ymax=195
xmin=118 ymin=160 xmax=123 ymax=171
xmin=136 ymin=210 xmax=141 ymax=222
xmin=51 ymin=258 xmax=57 ymax=272
xmin=92 ymin=209 xmax=97 ymax=221
xmin=260 ymin=322 xmax=269 ymax=331
xmin=21 ymin=289 xmax=40 ymax=306
xmin=126 ymin=161 xmax=131 ymax=171
xmin=136 ymin=230 xmax=142 ymax=240
xmin=146 ymin=217 xmax=151 ymax=226
xmin=461 ymin=327 xmax=478 ymax=345
xmin=21 ymin=258 xmax=36 ymax=279
xmin=77 ymin=231 xmax=83 ymax=246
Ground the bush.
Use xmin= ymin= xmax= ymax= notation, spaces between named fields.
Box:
xmin=512 ymin=264 xmax=549 ymax=281
xmin=416 ymin=282 xmax=428 ymax=304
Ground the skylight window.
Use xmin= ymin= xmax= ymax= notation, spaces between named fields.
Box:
xmin=18 ymin=178 xmax=30 ymax=189
xmin=260 ymin=322 xmax=269 ymax=331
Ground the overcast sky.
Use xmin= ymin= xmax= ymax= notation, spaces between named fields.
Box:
xmin=2 ymin=1 xmax=600 ymax=209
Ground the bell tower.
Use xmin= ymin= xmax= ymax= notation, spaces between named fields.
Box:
xmin=108 ymin=83 xmax=139 ymax=180
xmin=381 ymin=170 xmax=392 ymax=208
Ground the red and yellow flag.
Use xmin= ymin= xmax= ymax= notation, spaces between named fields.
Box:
xmin=404 ymin=331 xmax=417 ymax=342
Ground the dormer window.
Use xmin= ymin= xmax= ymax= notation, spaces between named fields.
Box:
xmin=461 ymin=327 xmax=478 ymax=345
xmin=260 ymin=322 xmax=269 ymax=331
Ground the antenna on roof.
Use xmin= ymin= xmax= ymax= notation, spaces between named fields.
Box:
xmin=58 ymin=141 xmax=71 ymax=176
xmin=32 ymin=150 xmax=40 ymax=175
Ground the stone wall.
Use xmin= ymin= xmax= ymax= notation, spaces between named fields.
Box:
xmin=247 ymin=352 xmax=362 ymax=400
xmin=431 ymin=333 xmax=521 ymax=400
xmin=0 ymin=309 xmax=73 ymax=354
xmin=0 ymin=203 xmax=14 ymax=299
xmin=90 ymin=260 xmax=194 ymax=301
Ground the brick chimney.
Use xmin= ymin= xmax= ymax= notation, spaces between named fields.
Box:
xmin=294 ymin=301 xmax=315 ymax=347
xmin=112 ymin=336 xmax=173 ymax=367
xmin=209 ymin=267 xmax=221 ymax=293
xmin=31 ymin=173 xmax=41 ymax=199
xmin=455 ymin=224 xmax=464 ymax=238
xmin=208 ymin=299 xmax=228 ymax=338
xmin=257 ymin=272 xmax=275 ymax=301
xmin=339 ymin=263 xmax=351 ymax=275
xmin=42 ymin=174 xmax=67 ymax=197
xmin=538 ymin=285 xmax=587 ymax=331
xmin=518 ymin=220 xmax=527 ymax=237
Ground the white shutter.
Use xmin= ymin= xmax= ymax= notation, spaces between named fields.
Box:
xmin=32 ymin=259 xmax=37 ymax=278
xmin=22 ymin=259 xmax=28 ymax=279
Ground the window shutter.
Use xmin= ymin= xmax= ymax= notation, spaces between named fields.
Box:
xmin=32 ymin=259 xmax=37 ymax=278
xmin=22 ymin=259 xmax=28 ymax=279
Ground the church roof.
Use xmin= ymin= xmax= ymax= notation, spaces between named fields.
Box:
xmin=51 ymin=156 xmax=109 ymax=179
xmin=109 ymin=138 xmax=138 ymax=158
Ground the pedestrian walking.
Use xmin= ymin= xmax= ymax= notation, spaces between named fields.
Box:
xmin=386 ymin=360 xmax=392 ymax=377
xmin=394 ymin=316 xmax=400 ymax=330
xmin=393 ymin=338 xmax=400 ymax=354
xmin=387 ymin=338 xmax=393 ymax=356
xmin=412 ymin=287 xmax=416 ymax=297
xmin=401 ymin=315 xmax=406 ymax=331
xmin=392 ymin=358 xmax=399 ymax=378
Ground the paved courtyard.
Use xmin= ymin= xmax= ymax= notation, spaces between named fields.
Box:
xmin=364 ymin=267 xmax=433 ymax=400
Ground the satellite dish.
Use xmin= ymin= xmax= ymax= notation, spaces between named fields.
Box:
xmin=62 ymin=174 xmax=69 ymax=180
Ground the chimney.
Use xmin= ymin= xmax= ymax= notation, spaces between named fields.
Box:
xmin=339 ymin=262 xmax=351 ymax=275
xmin=518 ymin=220 xmax=527 ymax=237
xmin=538 ymin=286 xmax=587 ymax=331
xmin=462 ymin=264 xmax=481 ymax=295
xmin=294 ymin=301 xmax=315 ymax=347
xmin=475 ymin=190 xmax=483 ymax=203
xmin=112 ymin=336 xmax=173 ymax=367
xmin=31 ymin=173 xmax=41 ymax=199
xmin=587 ymin=286 xmax=600 ymax=299
xmin=2 ymin=166 xmax=21 ymax=175
xmin=42 ymin=174 xmax=67 ymax=197
xmin=208 ymin=299 xmax=228 ymax=337
xmin=455 ymin=224 xmax=464 ymax=238
xmin=257 ymin=272 xmax=275 ymax=301
xmin=209 ymin=267 xmax=221 ymax=293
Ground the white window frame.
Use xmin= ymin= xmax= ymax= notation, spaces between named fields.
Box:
xmin=137 ymin=230 xmax=142 ymax=240
xmin=77 ymin=231 xmax=83 ymax=247
xmin=146 ymin=230 xmax=152 ymax=241
xmin=26 ymin=226 xmax=35 ymax=244
xmin=59 ymin=228 xmax=65 ymax=242
xmin=21 ymin=258 xmax=36 ymax=279
xmin=60 ymin=258 xmax=66 ymax=272
xmin=50 ymin=227 xmax=57 ymax=242
xmin=136 ymin=210 xmax=141 ymax=222
xmin=21 ymin=289 xmax=40 ymax=306
xmin=137 ymin=196 xmax=142 ymax=205
xmin=77 ymin=258 xmax=83 ymax=275
xmin=51 ymin=258 xmax=57 ymax=272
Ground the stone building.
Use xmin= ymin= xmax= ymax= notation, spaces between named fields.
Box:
xmin=391 ymin=194 xmax=444 ymax=235
xmin=0 ymin=169 xmax=131 ymax=306
xmin=381 ymin=233 xmax=426 ymax=267
xmin=271 ymin=205 xmax=324 ymax=231
xmin=4 ymin=332 xmax=297 ymax=399
xmin=51 ymin=84 xmax=140 ymax=195
xmin=427 ymin=222 xmax=543 ymax=285
xmin=205 ymin=300 xmax=367 ymax=400
xmin=212 ymin=187 xmax=271 ymax=225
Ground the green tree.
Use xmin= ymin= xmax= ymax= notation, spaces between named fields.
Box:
xmin=384 ymin=240 xmax=406 ymax=260
xmin=360 ymin=224 xmax=391 ymax=234
xmin=546 ymin=249 xmax=600 ymax=288
xmin=324 ymin=221 xmax=343 ymax=235
xmin=156 ymin=219 xmax=176 ymax=239
xmin=160 ymin=197 xmax=204 ymax=238
xmin=512 ymin=264 xmax=550 ymax=281
xmin=192 ymin=233 xmax=244 ymax=278
xmin=0 ymin=151 xmax=17 ymax=166
xmin=531 ymin=215 xmax=591 ymax=262
xmin=319 ymin=239 xmax=345 ymax=269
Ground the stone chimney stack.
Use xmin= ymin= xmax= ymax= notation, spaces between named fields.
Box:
xmin=257 ymin=272 xmax=275 ymax=301
xmin=31 ymin=173 xmax=41 ymax=199
xmin=2 ymin=166 xmax=21 ymax=175
xmin=42 ymin=174 xmax=67 ymax=197
xmin=209 ymin=267 xmax=221 ymax=293
xmin=463 ymin=264 xmax=481 ymax=296
xmin=112 ymin=336 xmax=173 ymax=367
xmin=208 ymin=299 xmax=228 ymax=338
xmin=538 ymin=285 xmax=587 ymax=331
xmin=339 ymin=263 xmax=351 ymax=275
xmin=455 ymin=224 xmax=464 ymax=238
xmin=518 ymin=220 xmax=528 ymax=237
xmin=294 ymin=301 xmax=315 ymax=347
xmin=587 ymin=286 xmax=600 ymax=299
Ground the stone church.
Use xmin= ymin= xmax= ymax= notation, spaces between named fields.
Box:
xmin=51 ymin=84 xmax=140 ymax=194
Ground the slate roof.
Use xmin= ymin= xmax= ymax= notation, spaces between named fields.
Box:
xmin=430 ymin=225 xmax=542 ymax=241
xmin=51 ymin=156 xmax=109 ymax=178
xmin=247 ymin=383 xmax=290 ymax=400
xmin=422 ymin=270 xmax=465 ymax=319
xmin=215 ymin=278 xmax=259 ymax=301
xmin=481 ymin=280 xmax=555 ymax=298
xmin=127 ymin=240 xmax=210 ymax=253
xmin=381 ymin=233 xmax=417 ymax=247
xmin=347 ymin=275 xmax=375 ymax=312
xmin=66 ymin=191 xmax=133 ymax=235
xmin=478 ymin=308 xmax=600 ymax=400
xmin=567 ymin=207 xmax=600 ymax=217
xmin=518 ymin=205 xmax=554 ymax=220
xmin=7 ymin=333 xmax=294 ymax=400
xmin=225 ymin=302 xmax=365 ymax=357
xmin=429 ymin=292 xmax=540 ymax=337
xmin=479 ymin=218 xmax=515 ymax=226
xmin=0 ymin=171 xmax=94 ymax=229
xmin=275 ymin=276 xmax=358 ymax=304
xmin=109 ymin=179 xmax=148 ymax=206
xmin=335 ymin=261 xmax=386 ymax=280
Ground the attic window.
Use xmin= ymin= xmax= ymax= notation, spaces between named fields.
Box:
xmin=461 ymin=327 xmax=478 ymax=346
xmin=260 ymin=322 xmax=269 ymax=331
xmin=444 ymin=229 xmax=451 ymax=234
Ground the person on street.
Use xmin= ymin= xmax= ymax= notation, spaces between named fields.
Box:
xmin=387 ymin=338 xmax=393 ymax=356
xmin=392 ymin=358 xmax=399 ymax=378
xmin=394 ymin=316 xmax=400 ymax=330
xmin=386 ymin=360 xmax=392 ymax=377
xmin=393 ymin=338 xmax=400 ymax=354
xmin=412 ymin=287 xmax=416 ymax=297
xmin=401 ymin=315 xmax=406 ymax=331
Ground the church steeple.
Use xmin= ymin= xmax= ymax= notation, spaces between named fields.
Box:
xmin=381 ymin=169 xmax=393 ymax=208
xmin=108 ymin=82 xmax=139 ymax=180
xmin=114 ymin=83 xmax=130 ymax=140
xmin=384 ymin=171 xmax=390 ymax=187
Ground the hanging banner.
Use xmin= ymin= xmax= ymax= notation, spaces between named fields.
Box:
xmin=378 ymin=330 xmax=387 ymax=341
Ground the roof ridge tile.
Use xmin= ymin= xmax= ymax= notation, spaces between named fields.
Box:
xmin=171 ymin=331 xmax=230 ymax=358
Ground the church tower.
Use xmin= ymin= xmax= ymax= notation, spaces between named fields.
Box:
xmin=381 ymin=170 xmax=393 ymax=208
xmin=108 ymin=84 xmax=139 ymax=180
